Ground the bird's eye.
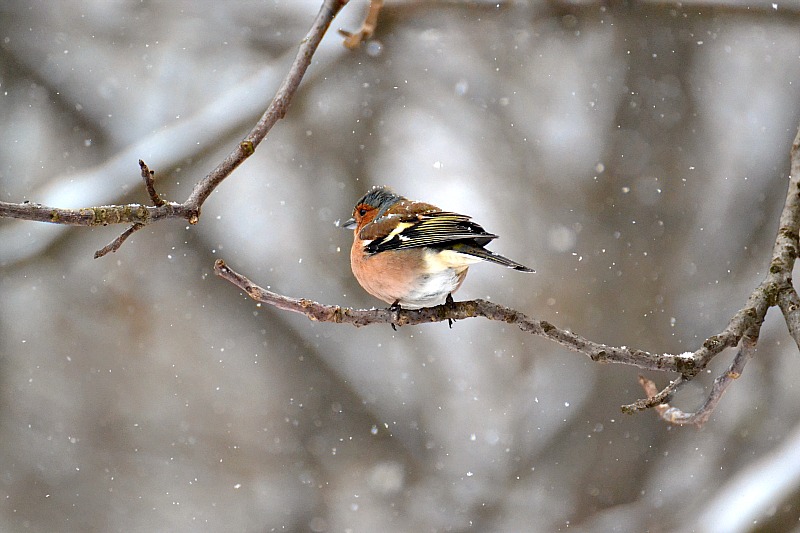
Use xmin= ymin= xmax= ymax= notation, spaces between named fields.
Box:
xmin=358 ymin=207 xmax=368 ymax=216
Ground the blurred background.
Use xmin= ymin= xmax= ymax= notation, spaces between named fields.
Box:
xmin=1 ymin=0 xmax=800 ymax=531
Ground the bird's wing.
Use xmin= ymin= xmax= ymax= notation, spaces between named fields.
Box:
xmin=362 ymin=211 xmax=497 ymax=254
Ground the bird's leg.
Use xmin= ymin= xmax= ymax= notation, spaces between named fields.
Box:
xmin=390 ymin=300 xmax=401 ymax=331
xmin=445 ymin=293 xmax=455 ymax=328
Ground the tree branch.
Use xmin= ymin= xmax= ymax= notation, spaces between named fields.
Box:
xmin=214 ymin=259 xmax=696 ymax=374
xmin=0 ymin=200 xmax=188 ymax=226
xmin=0 ymin=0 xmax=350 ymax=258
xmin=185 ymin=0 xmax=348 ymax=209
xmin=622 ymin=125 xmax=800 ymax=424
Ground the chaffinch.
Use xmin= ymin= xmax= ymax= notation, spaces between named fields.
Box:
xmin=343 ymin=186 xmax=534 ymax=309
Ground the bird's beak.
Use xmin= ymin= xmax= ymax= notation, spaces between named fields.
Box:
xmin=342 ymin=217 xmax=356 ymax=229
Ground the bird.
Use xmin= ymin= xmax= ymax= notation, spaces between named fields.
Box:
xmin=343 ymin=185 xmax=534 ymax=310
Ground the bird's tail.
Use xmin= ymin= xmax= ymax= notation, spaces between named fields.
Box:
xmin=452 ymin=243 xmax=535 ymax=272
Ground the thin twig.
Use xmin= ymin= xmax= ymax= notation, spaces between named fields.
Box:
xmin=93 ymin=223 xmax=145 ymax=259
xmin=139 ymin=159 xmax=165 ymax=207
xmin=339 ymin=0 xmax=383 ymax=49
xmin=636 ymin=331 xmax=758 ymax=427
xmin=622 ymin=375 xmax=689 ymax=414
